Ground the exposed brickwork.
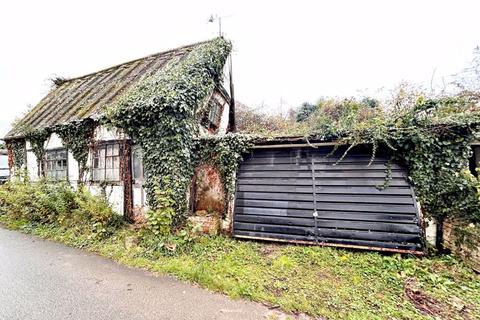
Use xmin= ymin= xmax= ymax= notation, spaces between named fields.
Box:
xmin=191 ymin=164 xmax=225 ymax=215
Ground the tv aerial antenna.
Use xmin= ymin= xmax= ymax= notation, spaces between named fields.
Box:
xmin=208 ymin=14 xmax=231 ymax=37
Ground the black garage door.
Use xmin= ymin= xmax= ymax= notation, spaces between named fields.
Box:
xmin=233 ymin=145 xmax=424 ymax=253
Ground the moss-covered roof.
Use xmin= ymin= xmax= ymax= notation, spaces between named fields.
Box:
xmin=5 ymin=39 xmax=214 ymax=139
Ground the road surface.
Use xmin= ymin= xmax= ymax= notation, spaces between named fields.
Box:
xmin=0 ymin=226 xmax=275 ymax=320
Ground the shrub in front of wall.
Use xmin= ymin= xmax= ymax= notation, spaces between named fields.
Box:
xmin=0 ymin=179 xmax=121 ymax=237
xmin=0 ymin=177 xmax=74 ymax=223
xmin=144 ymin=183 xmax=176 ymax=236
xmin=70 ymin=186 xmax=122 ymax=236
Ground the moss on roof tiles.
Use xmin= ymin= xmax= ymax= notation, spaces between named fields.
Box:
xmin=5 ymin=39 xmax=213 ymax=139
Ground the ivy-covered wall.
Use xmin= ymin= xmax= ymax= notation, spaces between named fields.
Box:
xmin=5 ymin=37 xmax=247 ymax=233
xmin=106 ymin=37 xmax=239 ymax=234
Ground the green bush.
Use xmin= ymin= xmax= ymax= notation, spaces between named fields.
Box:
xmin=145 ymin=184 xmax=176 ymax=236
xmin=0 ymin=178 xmax=121 ymax=237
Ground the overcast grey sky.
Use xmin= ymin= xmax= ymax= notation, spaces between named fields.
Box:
xmin=1 ymin=0 xmax=479 ymax=136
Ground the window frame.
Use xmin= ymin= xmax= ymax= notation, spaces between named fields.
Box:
xmin=202 ymin=93 xmax=226 ymax=132
xmin=43 ymin=148 xmax=69 ymax=181
xmin=131 ymin=146 xmax=145 ymax=185
xmin=91 ymin=141 xmax=122 ymax=183
xmin=208 ymin=101 xmax=221 ymax=124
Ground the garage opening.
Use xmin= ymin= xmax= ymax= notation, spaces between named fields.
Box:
xmin=233 ymin=145 xmax=424 ymax=254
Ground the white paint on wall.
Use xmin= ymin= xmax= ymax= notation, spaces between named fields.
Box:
xmin=88 ymin=185 xmax=124 ymax=215
xmin=425 ymin=218 xmax=437 ymax=245
xmin=44 ymin=133 xmax=63 ymax=149
xmin=20 ymin=116 xmax=222 ymax=217
xmin=94 ymin=125 xmax=125 ymax=141
xmin=132 ymin=186 xmax=145 ymax=212
xmin=23 ymin=127 xmax=128 ymax=215
xmin=26 ymin=150 xmax=38 ymax=181
xmin=218 ymin=98 xmax=230 ymax=134
xmin=68 ymin=152 xmax=79 ymax=186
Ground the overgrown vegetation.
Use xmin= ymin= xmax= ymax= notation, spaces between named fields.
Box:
xmin=7 ymin=38 xmax=252 ymax=235
xmin=1 ymin=34 xmax=478 ymax=320
xmin=106 ymin=38 xmax=235 ymax=234
xmin=192 ymin=134 xmax=254 ymax=200
xmin=238 ymin=61 xmax=480 ymax=228
xmin=300 ymin=95 xmax=480 ymax=226
xmin=7 ymin=117 xmax=97 ymax=182
xmin=6 ymin=139 xmax=26 ymax=170
xmin=235 ymin=101 xmax=299 ymax=135
xmin=0 ymin=178 xmax=121 ymax=237
xmin=0 ymin=213 xmax=478 ymax=320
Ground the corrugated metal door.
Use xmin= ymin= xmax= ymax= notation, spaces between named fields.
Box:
xmin=233 ymin=146 xmax=424 ymax=253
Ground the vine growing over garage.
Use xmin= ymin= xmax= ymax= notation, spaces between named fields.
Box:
xmin=106 ymin=37 xmax=232 ymax=235
xmin=299 ymin=95 xmax=480 ymax=225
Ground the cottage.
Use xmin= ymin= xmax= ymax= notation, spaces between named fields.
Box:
xmin=4 ymin=39 xmax=234 ymax=221
xmin=4 ymin=38 xmax=427 ymax=254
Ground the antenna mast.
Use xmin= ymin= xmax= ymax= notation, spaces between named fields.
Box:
xmin=208 ymin=14 xmax=230 ymax=37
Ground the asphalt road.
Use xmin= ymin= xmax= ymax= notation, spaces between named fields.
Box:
xmin=0 ymin=227 xmax=273 ymax=320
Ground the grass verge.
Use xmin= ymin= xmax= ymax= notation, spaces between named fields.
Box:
xmin=0 ymin=215 xmax=478 ymax=320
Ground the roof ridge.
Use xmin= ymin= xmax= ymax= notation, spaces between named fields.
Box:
xmin=58 ymin=38 xmax=216 ymax=85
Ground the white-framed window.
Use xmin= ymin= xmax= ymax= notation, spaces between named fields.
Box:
xmin=92 ymin=143 xmax=121 ymax=182
xmin=44 ymin=149 xmax=68 ymax=180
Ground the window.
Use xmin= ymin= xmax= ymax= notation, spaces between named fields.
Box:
xmin=208 ymin=101 xmax=221 ymax=124
xmin=92 ymin=143 xmax=121 ymax=181
xmin=132 ymin=146 xmax=144 ymax=182
xmin=44 ymin=149 xmax=68 ymax=180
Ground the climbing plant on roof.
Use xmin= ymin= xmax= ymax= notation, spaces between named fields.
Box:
xmin=106 ymin=38 xmax=232 ymax=235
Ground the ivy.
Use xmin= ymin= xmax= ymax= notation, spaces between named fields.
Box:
xmin=192 ymin=134 xmax=254 ymax=201
xmin=106 ymin=38 xmax=232 ymax=232
xmin=9 ymin=117 xmax=96 ymax=181
xmin=304 ymin=96 xmax=480 ymax=224
xmin=54 ymin=119 xmax=96 ymax=182
xmin=25 ymin=128 xmax=50 ymax=175
xmin=7 ymin=139 xmax=26 ymax=170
